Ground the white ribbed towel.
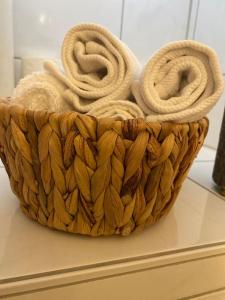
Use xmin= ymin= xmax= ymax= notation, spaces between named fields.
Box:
xmin=11 ymin=70 xmax=143 ymax=119
xmin=132 ymin=40 xmax=224 ymax=122
xmin=45 ymin=23 xmax=140 ymax=113
xmin=88 ymin=100 xmax=144 ymax=120
xmin=11 ymin=72 xmax=72 ymax=112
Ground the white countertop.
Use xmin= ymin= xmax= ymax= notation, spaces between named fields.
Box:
xmin=1 ymin=163 xmax=225 ymax=284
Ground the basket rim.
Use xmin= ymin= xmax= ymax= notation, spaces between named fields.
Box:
xmin=0 ymin=97 xmax=209 ymax=127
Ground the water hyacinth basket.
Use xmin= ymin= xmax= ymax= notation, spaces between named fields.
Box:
xmin=0 ymin=99 xmax=208 ymax=236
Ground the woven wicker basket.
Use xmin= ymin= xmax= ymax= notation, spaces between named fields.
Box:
xmin=0 ymin=99 xmax=208 ymax=236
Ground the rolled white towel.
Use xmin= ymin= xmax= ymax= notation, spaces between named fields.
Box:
xmin=11 ymin=71 xmax=72 ymax=112
xmin=87 ymin=100 xmax=145 ymax=120
xmin=132 ymin=40 xmax=224 ymax=122
xmin=45 ymin=23 xmax=140 ymax=113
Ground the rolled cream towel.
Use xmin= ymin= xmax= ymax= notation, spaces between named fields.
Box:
xmin=44 ymin=23 xmax=140 ymax=112
xmin=132 ymin=40 xmax=224 ymax=122
xmin=87 ymin=100 xmax=145 ymax=120
xmin=11 ymin=72 xmax=72 ymax=112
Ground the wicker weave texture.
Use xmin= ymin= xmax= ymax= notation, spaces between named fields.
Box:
xmin=0 ymin=101 xmax=208 ymax=236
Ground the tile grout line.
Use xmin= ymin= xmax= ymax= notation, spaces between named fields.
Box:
xmin=185 ymin=0 xmax=193 ymax=39
xmin=192 ymin=0 xmax=200 ymax=40
xmin=119 ymin=0 xmax=125 ymax=40
xmin=194 ymin=159 xmax=215 ymax=164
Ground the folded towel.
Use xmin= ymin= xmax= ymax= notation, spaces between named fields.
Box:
xmin=88 ymin=100 xmax=144 ymax=120
xmin=132 ymin=40 xmax=224 ymax=122
xmin=12 ymin=71 xmax=142 ymax=120
xmin=11 ymin=72 xmax=72 ymax=112
xmin=45 ymin=23 xmax=140 ymax=112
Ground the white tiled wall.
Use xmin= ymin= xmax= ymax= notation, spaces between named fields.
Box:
xmin=194 ymin=0 xmax=225 ymax=74
xmin=0 ymin=0 xmax=14 ymax=96
xmin=192 ymin=0 xmax=225 ymax=149
xmin=121 ymin=0 xmax=190 ymax=65
xmin=13 ymin=0 xmax=123 ymax=58
xmin=11 ymin=0 xmax=225 ymax=149
xmin=204 ymin=84 xmax=225 ymax=149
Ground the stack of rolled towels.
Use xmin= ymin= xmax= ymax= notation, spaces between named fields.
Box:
xmin=11 ymin=23 xmax=224 ymax=123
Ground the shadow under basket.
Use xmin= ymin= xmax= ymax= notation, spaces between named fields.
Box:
xmin=0 ymin=99 xmax=208 ymax=236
